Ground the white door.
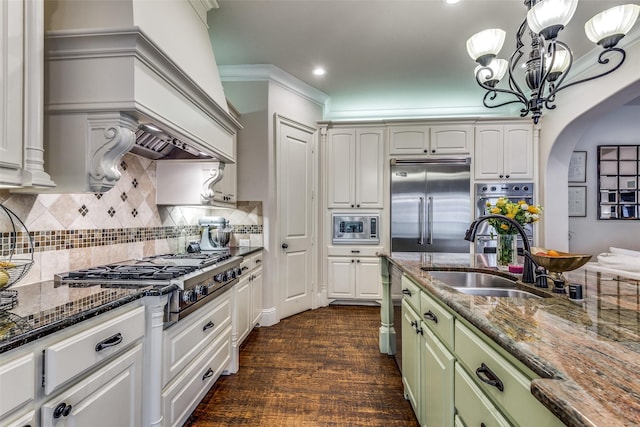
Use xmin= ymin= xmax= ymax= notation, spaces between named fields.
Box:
xmin=277 ymin=116 xmax=315 ymax=319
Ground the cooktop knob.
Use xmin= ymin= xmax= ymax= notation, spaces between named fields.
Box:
xmin=182 ymin=290 xmax=197 ymax=304
xmin=227 ymin=269 xmax=236 ymax=279
xmin=214 ymin=273 xmax=225 ymax=282
xmin=490 ymin=186 xmax=497 ymax=191
xmin=234 ymin=267 xmax=242 ymax=276
xmin=196 ymin=285 xmax=208 ymax=296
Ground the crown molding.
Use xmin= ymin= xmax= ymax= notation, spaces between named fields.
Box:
xmin=218 ymin=64 xmax=329 ymax=109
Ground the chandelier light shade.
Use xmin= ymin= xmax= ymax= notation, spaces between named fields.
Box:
xmin=466 ymin=29 xmax=506 ymax=66
xmin=468 ymin=0 xmax=640 ymax=124
xmin=585 ymin=4 xmax=640 ymax=48
xmin=527 ymin=0 xmax=578 ymax=40
xmin=475 ymin=59 xmax=509 ymax=87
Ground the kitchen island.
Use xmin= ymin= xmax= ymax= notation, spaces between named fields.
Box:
xmin=381 ymin=252 xmax=640 ymax=427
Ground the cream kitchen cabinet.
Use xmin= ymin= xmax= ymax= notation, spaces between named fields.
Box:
xmin=40 ymin=344 xmax=143 ymax=427
xmin=248 ymin=252 xmax=263 ymax=328
xmin=327 ymin=245 xmax=381 ymax=300
xmin=0 ymin=0 xmax=54 ymax=189
xmin=0 ymin=301 xmax=146 ymax=427
xmin=161 ymin=288 xmax=232 ymax=427
xmin=0 ymin=351 xmax=35 ymax=425
xmin=474 ymin=123 xmax=534 ymax=180
xmin=327 ymin=128 xmax=384 ymax=209
xmin=213 ymin=161 xmax=237 ymax=206
xmin=389 ymin=125 xmax=472 ymax=156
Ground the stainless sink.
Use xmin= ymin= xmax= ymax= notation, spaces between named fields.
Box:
xmin=425 ymin=270 xmax=542 ymax=299
xmin=455 ymin=287 xmax=542 ymax=299
xmin=427 ymin=271 xmax=518 ymax=288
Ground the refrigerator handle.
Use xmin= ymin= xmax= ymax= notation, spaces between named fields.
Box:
xmin=427 ymin=196 xmax=433 ymax=245
xmin=418 ymin=197 xmax=425 ymax=245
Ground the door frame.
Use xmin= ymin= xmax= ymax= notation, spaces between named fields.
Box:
xmin=274 ymin=113 xmax=319 ymax=321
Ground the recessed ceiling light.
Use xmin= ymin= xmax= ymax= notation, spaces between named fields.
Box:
xmin=313 ymin=67 xmax=327 ymax=76
xmin=443 ymin=0 xmax=461 ymax=4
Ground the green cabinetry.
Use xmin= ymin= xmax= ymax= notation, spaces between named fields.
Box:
xmin=399 ymin=274 xmax=563 ymax=427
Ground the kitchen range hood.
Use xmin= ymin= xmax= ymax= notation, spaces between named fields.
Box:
xmin=41 ymin=0 xmax=241 ymax=193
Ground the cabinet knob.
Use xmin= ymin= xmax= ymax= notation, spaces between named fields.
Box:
xmin=431 ymin=149 xmax=436 ymax=153
xmin=505 ymin=174 xmax=510 ymax=179
xmin=499 ymin=174 xmax=504 ymax=178
xmin=282 ymin=242 xmax=288 ymax=249
xmin=53 ymin=402 xmax=72 ymax=418
xmin=95 ymin=332 xmax=123 ymax=352
xmin=203 ymin=321 xmax=215 ymax=332
xmin=356 ymin=259 xmax=360 ymax=263
xmin=423 ymin=149 xmax=428 ymax=153
xmin=351 ymin=204 xmax=355 ymax=208
xmin=351 ymin=259 xmax=355 ymax=263
xmin=401 ymin=289 xmax=412 ymax=296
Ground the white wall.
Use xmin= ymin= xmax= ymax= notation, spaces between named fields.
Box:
xmin=568 ymin=105 xmax=640 ymax=255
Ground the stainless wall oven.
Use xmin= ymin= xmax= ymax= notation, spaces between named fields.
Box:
xmin=475 ymin=182 xmax=534 ymax=254
xmin=332 ymin=212 xmax=380 ymax=245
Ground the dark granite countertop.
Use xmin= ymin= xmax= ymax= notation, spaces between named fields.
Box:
xmin=385 ymin=252 xmax=640 ymax=427
xmin=0 ymin=247 xmax=263 ymax=355
xmin=0 ymin=281 xmax=176 ymax=354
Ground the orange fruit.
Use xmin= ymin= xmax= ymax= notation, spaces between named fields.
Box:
xmin=547 ymin=250 xmax=560 ymax=257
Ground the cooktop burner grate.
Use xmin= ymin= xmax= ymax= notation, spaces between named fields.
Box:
xmin=65 ymin=264 xmax=199 ymax=281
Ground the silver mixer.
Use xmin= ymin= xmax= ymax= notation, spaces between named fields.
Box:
xmin=198 ymin=216 xmax=233 ymax=251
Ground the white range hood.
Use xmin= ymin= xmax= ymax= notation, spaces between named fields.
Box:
xmin=42 ymin=0 xmax=240 ymax=193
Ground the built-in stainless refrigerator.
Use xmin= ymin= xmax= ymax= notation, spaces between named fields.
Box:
xmin=391 ymin=158 xmax=471 ymax=253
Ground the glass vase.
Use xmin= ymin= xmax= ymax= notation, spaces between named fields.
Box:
xmin=496 ymin=234 xmax=517 ymax=270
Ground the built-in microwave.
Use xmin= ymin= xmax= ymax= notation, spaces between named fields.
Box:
xmin=332 ymin=212 xmax=380 ymax=245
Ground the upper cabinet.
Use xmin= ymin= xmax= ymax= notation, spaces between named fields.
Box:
xmin=389 ymin=125 xmax=472 ymax=156
xmin=1 ymin=0 xmax=55 ymax=189
xmin=156 ymin=160 xmax=236 ymax=208
xmin=327 ymin=128 xmax=384 ymax=209
xmin=474 ymin=123 xmax=534 ymax=181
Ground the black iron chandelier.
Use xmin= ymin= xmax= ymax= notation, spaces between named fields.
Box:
xmin=466 ymin=1 xmax=640 ymax=124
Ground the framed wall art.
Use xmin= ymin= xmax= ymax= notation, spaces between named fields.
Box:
xmin=568 ymin=151 xmax=587 ymax=183
xmin=568 ymin=186 xmax=587 ymax=217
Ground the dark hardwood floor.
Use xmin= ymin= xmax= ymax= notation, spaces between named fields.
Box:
xmin=183 ymin=305 xmax=419 ymax=426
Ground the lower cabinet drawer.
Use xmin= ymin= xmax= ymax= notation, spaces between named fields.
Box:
xmin=455 ymin=321 xmax=563 ymax=427
xmin=43 ymin=305 xmax=145 ymax=395
xmin=2 ymin=410 xmax=35 ymax=427
xmin=163 ymin=290 xmax=232 ymax=385
xmin=162 ymin=325 xmax=232 ymax=427
xmin=420 ymin=291 xmax=454 ymax=349
xmin=454 ymin=363 xmax=511 ymax=427
xmin=401 ymin=275 xmax=421 ymax=312
xmin=0 ymin=352 xmax=34 ymax=419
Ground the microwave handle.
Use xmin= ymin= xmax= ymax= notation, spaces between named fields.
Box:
xmin=418 ymin=197 xmax=425 ymax=245
xmin=427 ymin=196 xmax=433 ymax=245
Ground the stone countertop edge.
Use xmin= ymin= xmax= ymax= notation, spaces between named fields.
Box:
xmin=229 ymin=246 xmax=263 ymax=257
xmin=381 ymin=252 xmax=633 ymax=427
xmin=0 ymin=284 xmax=177 ymax=355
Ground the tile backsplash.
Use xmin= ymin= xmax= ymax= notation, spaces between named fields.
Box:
xmin=0 ymin=153 xmax=263 ymax=285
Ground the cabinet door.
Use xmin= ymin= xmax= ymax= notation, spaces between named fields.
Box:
xmin=41 ymin=344 xmax=143 ymax=427
xmin=389 ymin=126 xmax=429 ymax=155
xmin=401 ymin=299 xmax=421 ymax=421
xmin=430 ymin=125 xmax=472 ymax=155
xmin=421 ymin=327 xmax=454 ymax=427
xmin=327 ymin=129 xmax=356 ymax=208
xmin=0 ymin=352 xmax=34 ymax=420
xmin=235 ymin=276 xmax=251 ymax=344
xmin=355 ymin=257 xmax=381 ymax=299
xmin=327 ymin=257 xmax=355 ymax=298
xmin=454 ymin=362 xmax=510 ymax=427
xmin=250 ymin=269 xmax=263 ymax=327
xmin=0 ymin=0 xmax=24 ymax=183
xmin=474 ymin=126 xmax=504 ymax=180
xmin=355 ymin=129 xmax=384 ymax=208
xmin=503 ymin=124 xmax=534 ymax=179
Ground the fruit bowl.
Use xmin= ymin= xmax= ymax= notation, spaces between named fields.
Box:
xmin=529 ymin=247 xmax=592 ymax=273
xmin=0 ymin=259 xmax=34 ymax=290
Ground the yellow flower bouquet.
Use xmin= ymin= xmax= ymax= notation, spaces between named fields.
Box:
xmin=485 ymin=197 xmax=543 ymax=268
xmin=485 ymin=197 xmax=543 ymax=235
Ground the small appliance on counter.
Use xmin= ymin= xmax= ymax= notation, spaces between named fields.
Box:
xmin=199 ymin=216 xmax=233 ymax=251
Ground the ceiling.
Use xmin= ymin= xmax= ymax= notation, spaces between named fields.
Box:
xmin=208 ymin=0 xmax=638 ymax=120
